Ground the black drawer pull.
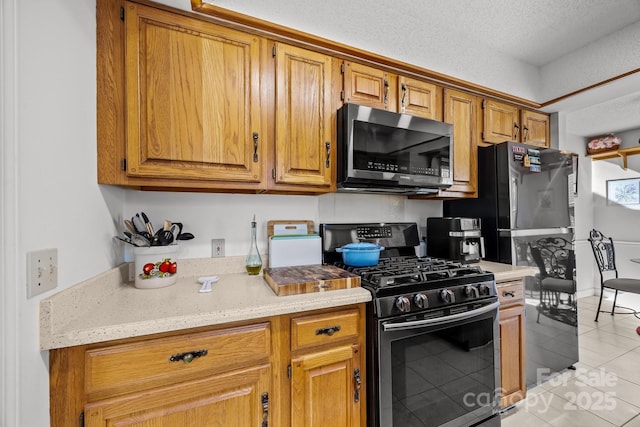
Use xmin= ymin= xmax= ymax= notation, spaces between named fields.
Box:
xmin=315 ymin=325 xmax=341 ymax=336
xmin=502 ymin=291 xmax=516 ymax=298
xmin=169 ymin=349 xmax=208 ymax=363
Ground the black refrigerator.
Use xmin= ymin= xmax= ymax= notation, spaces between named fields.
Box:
xmin=444 ymin=141 xmax=579 ymax=388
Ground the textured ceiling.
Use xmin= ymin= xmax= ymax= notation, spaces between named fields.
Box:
xmin=202 ymin=0 xmax=640 ymax=135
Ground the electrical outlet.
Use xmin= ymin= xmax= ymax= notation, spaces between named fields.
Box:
xmin=27 ymin=248 xmax=58 ymax=298
xmin=211 ymin=239 xmax=225 ymax=258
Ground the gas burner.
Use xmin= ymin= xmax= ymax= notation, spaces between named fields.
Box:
xmin=334 ymin=256 xmax=482 ymax=288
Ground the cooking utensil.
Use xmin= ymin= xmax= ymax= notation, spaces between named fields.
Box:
xmin=141 ymin=212 xmax=154 ymax=235
xmin=131 ymin=233 xmax=151 ymax=247
xmin=336 ymin=242 xmax=385 ymax=267
xmin=176 ymin=232 xmax=194 ymax=241
xmin=124 ymin=219 xmax=137 ymax=235
xmin=154 ymin=228 xmax=175 ymax=246
xmin=132 ymin=215 xmax=145 ymax=234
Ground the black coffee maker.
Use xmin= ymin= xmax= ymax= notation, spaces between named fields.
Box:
xmin=426 ymin=217 xmax=485 ymax=263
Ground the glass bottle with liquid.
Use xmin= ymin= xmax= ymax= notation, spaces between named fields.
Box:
xmin=245 ymin=215 xmax=262 ymax=275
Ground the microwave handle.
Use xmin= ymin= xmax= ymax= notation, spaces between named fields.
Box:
xmin=480 ymin=237 xmax=485 ymax=259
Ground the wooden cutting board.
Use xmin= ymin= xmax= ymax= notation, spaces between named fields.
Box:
xmin=263 ymin=265 xmax=361 ymax=296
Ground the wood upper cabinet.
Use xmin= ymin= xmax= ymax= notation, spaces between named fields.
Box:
xmin=483 ymin=99 xmax=520 ymax=144
xmin=342 ymin=61 xmax=395 ymax=110
xmin=483 ymin=99 xmax=549 ymax=147
xmin=272 ymin=43 xmax=335 ymax=189
xmin=397 ymin=76 xmax=442 ymax=120
xmin=289 ymin=308 xmax=365 ymax=427
xmin=122 ymin=2 xmax=266 ymax=184
xmin=437 ymin=88 xmax=479 ymax=197
xmin=521 ymin=109 xmax=550 ymax=147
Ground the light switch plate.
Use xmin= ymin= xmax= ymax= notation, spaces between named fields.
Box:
xmin=27 ymin=248 xmax=58 ymax=298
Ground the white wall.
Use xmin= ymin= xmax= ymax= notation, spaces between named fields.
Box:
xmin=2 ymin=0 xmax=639 ymax=425
xmin=591 ymin=129 xmax=640 ymax=284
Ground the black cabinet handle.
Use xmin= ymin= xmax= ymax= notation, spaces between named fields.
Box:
xmin=169 ymin=349 xmax=208 ymax=363
xmin=513 ymin=123 xmax=520 ymax=140
xmin=325 ymin=141 xmax=331 ymax=168
xmin=315 ymin=325 xmax=341 ymax=336
xmin=253 ymin=132 xmax=259 ymax=162
xmin=383 ymin=79 xmax=389 ymax=105
xmin=354 ymin=368 xmax=361 ymax=403
xmin=503 ymin=291 xmax=516 ymax=298
xmin=401 ymin=83 xmax=407 ymax=110
xmin=261 ymin=392 xmax=269 ymax=427
xmin=523 ymin=125 xmax=529 ymax=142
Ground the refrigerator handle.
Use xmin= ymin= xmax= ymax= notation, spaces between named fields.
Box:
xmin=511 ymin=176 xmax=518 ymax=225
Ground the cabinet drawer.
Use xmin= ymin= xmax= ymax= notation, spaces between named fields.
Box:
xmin=291 ymin=309 xmax=360 ymax=352
xmin=85 ymin=322 xmax=270 ymax=397
xmin=498 ymin=281 xmax=524 ymax=307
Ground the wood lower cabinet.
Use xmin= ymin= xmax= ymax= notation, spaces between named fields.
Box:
xmin=497 ymin=279 xmax=526 ymax=408
xmin=289 ymin=308 xmax=364 ymax=427
xmin=49 ymin=306 xmax=366 ymax=427
xmin=84 ymin=365 xmax=271 ymax=427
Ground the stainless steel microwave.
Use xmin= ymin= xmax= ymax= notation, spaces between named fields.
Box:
xmin=336 ymin=103 xmax=453 ymax=195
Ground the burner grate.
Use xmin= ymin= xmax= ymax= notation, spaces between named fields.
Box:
xmin=333 ymin=256 xmax=483 ymax=288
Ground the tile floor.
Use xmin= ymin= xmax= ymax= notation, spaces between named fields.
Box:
xmin=501 ymin=292 xmax=640 ymax=427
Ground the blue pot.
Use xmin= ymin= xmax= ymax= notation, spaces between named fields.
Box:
xmin=336 ymin=242 xmax=385 ymax=267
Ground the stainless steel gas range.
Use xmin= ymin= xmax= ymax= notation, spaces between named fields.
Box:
xmin=321 ymin=222 xmax=501 ymax=427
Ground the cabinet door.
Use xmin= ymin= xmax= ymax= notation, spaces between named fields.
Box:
xmin=342 ymin=62 xmax=393 ymax=110
xmin=273 ymin=43 xmax=334 ymax=188
xmin=521 ymin=110 xmax=550 ymax=147
xmin=439 ymin=89 xmax=479 ymax=197
xmin=85 ymin=365 xmax=271 ymax=427
xmin=483 ymin=99 xmax=520 ymax=143
xmin=397 ymin=76 xmax=441 ymax=120
xmin=291 ymin=345 xmax=361 ymax=427
xmin=124 ymin=3 xmax=265 ymax=183
xmin=499 ymin=305 xmax=526 ymax=408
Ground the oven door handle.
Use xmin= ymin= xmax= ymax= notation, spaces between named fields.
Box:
xmin=382 ymin=301 xmax=500 ymax=332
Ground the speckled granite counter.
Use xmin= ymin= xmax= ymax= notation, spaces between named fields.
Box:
xmin=39 ymin=256 xmax=371 ymax=350
xmin=40 ymin=257 xmax=533 ymax=351
xmin=477 ymin=260 xmax=537 ymax=282
xmin=478 ymin=261 xmax=538 ymax=282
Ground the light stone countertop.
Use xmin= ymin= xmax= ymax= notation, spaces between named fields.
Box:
xmin=39 ymin=257 xmax=534 ymax=351
xmin=477 ymin=260 xmax=537 ymax=283
xmin=39 ymin=256 xmax=371 ymax=351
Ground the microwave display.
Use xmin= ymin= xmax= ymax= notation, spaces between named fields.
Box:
xmin=353 ymin=120 xmax=450 ymax=178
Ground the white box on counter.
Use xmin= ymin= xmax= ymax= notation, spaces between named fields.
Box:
xmin=268 ymin=235 xmax=322 ymax=268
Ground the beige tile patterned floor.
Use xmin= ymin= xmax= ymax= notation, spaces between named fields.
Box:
xmin=501 ymin=293 xmax=640 ymax=427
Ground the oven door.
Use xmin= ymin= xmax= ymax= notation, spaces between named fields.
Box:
xmin=375 ymin=300 xmax=500 ymax=427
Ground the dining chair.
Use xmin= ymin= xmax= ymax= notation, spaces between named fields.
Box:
xmin=588 ymin=229 xmax=640 ymax=321
xmin=528 ymin=237 xmax=576 ymax=324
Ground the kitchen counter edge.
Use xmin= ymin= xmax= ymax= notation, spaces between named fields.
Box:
xmin=39 ymin=257 xmax=371 ymax=351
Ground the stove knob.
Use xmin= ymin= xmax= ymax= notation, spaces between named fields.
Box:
xmin=479 ymin=284 xmax=492 ymax=296
xmin=464 ymin=285 xmax=479 ymax=299
xmin=395 ymin=296 xmax=411 ymax=313
xmin=440 ymin=289 xmax=455 ymax=303
xmin=413 ymin=293 xmax=428 ymax=309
